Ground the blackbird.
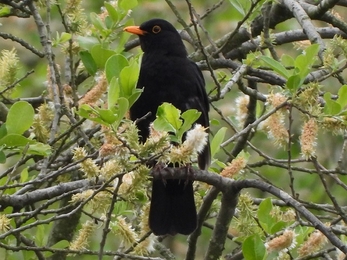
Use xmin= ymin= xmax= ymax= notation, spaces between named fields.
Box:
xmin=124 ymin=18 xmax=210 ymax=235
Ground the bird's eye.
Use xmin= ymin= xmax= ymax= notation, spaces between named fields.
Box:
xmin=152 ymin=25 xmax=161 ymax=34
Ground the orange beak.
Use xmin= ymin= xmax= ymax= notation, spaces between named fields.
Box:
xmin=123 ymin=25 xmax=146 ymax=36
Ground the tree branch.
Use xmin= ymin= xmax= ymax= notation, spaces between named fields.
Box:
xmin=0 ymin=179 xmax=98 ymax=210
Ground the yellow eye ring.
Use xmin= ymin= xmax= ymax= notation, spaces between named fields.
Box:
xmin=152 ymin=25 xmax=161 ymax=34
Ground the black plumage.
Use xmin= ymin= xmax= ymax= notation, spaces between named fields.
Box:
xmin=124 ymin=19 xmax=210 ymax=235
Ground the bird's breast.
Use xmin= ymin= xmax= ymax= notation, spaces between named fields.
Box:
xmin=139 ymin=56 xmax=194 ymax=98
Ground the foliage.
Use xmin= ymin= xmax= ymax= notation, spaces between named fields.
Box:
xmin=0 ymin=0 xmax=347 ymax=260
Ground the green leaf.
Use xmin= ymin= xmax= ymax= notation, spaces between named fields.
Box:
xmin=237 ymin=150 xmax=250 ymax=161
xmin=337 ymin=110 xmax=347 ymax=116
xmin=295 ymin=226 xmax=315 ymax=245
xmin=91 ymin=45 xmax=117 ymax=69
xmin=295 ymin=44 xmax=319 ymax=79
xmin=260 ymin=56 xmax=290 ymax=79
xmin=113 ymin=201 xmax=131 ymax=216
xmin=337 ymin=85 xmax=347 ymax=109
xmin=215 ymin=160 xmax=227 ymax=169
xmin=271 ymin=221 xmax=288 ymax=234
xmin=178 ymin=109 xmax=201 ymax=140
xmin=0 ymin=6 xmax=11 ymax=17
xmin=158 ymin=103 xmax=182 ymax=131
xmin=211 ymin=127 xmax=227 ymax=157
xmin=114 ymin=20 xmax=133 ymax=52
xmin=77 ymin=36 xmax=99 ymax=50
xmin=20 ymin=167 xmax=29 ymax=183
xmin=257 ymin=198 xmax=274 ymax=233
xmin=0 ymin=150 xmax=5 ymax=164
xmin=104 ymin=2 xmax=119 ymax=22
xmin=35 ymin=224 xmax=45 ymax=246
xmin=52 ymin=31 xmax=61 ymax=47
xmin=77 ymin=105 xmax=108 ymax=125
xmin=242 ymin=234 xmax=266 ymax=260
xmin=108 ymin=77 xmax=120 ymax=109
xmin=60 ymin=32 xmax=71 ymax=43
xmin=22 ymin=250 xmax=36 ymax=260
xmin=324 ymin=92 xmax=341 ymax=115
xmin=105 ymin=16 xmax=113 ymax=29
xmin=117 ymin=97 xmax=129 ymax=119
xmin=0 ymin=124 xmax=7 ymax=139
xmin=105 ymin=54 xmax=129 ymax=83
xmin=210 ymin=118 xmax=220 ymax=126
xmin=295 ymin=55 xmax=310 ymax=79
xmin=152 ymin=103 xmax=205 ymax=143
xmin=127 ymin=89 xmax=143 ymax=108
xmin=228 ymin=0 xmax=246 ymax=16
xmin=53 ymin=32 xmax=71 ymax=47
xmin=79 ymin=51 xmax=98 ymax=75
xmin=28 ymin=142 xmax=51 ymax=156
xmin=153 ymin=103 xmax=179 ymax=134
xmin=78 ymin=104 xmax=93 ymax=114
xmin=152 ymin=117 xmax=177 ymax=135
xmin=119 ymin=0 xmax=138 ymax=10
xmin=90 ymin=12 xmax=106 ymax=31
xmin=286 ymin=74 xmax=303 ymax=93
xmin=0 ymin=134 xmax=49 ymax=156
xmin=304 ymin=44 xmax=320 ymax=63
xmin=119 ymin=60 xmax=140 ymax=97
xmin=98 ymin=109 xmax=118 ymax=124
xmin=50 ymin=240 xmax=69 ymax=249
xmin=181 ymin=109 xmax=201 ymax=126
xmin=6 ymin=101 xmax=34 ymax=135
xmin=113 ymin=97 xmax=129 ymax=128
xmin=106 ymin=56 xmax=140 ymax=110
xmin=281 ymin=54 xmax=295 ymax=68
xmin=78 ymin=102 xmax=128 ymax=127
xmin=43 ymin=251 xmax=54 ymax=258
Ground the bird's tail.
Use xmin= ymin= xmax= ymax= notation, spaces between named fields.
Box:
xmin=149 ymin=179 xmax=197 ymax=235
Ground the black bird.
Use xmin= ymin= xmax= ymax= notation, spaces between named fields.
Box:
xmin=124 ymin=19 xmax=210 ymax=235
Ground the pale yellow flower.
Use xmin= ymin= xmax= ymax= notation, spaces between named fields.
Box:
xmin=300 ymin=118 xmax=318 ymax=159
xmin=0 ymin=214 xmax=10 ymax=233
xmin=298 ymin=229 xmax=327 ymax=256
xmin=266 ymin=230 xmax=296 ymax=253
xmin=69 ymin=220 xmax=97 ymax=251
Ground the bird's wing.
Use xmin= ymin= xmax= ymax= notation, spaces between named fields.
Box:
xmin=187 ymin=61 xmax=209 ymax=126
xmin=187 ymin=61 xmax=211 ymax=169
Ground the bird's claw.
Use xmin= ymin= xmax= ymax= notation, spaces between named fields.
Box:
xmin=152 ymin=162 xmax=167 ymax=186
xmin=182 ymin=163 xmax=194 ymax=186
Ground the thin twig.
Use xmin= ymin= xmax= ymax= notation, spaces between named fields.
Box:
xmin=0 ymin=32 xmax=45 ymax=57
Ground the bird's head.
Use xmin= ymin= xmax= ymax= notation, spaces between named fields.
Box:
xmin=124 ymin=18 xmax=187 ymax=57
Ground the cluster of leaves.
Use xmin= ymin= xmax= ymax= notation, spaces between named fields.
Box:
xmin=0 ymin=101 xmax=51 ymax=162
xmin=77 ymin=54 xmax=141 ymax=129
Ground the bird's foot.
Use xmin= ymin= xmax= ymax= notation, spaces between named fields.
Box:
xmin=182 ymin=163 xmax=194 ymax=186
xmin=152 ymin=162 xmax=167 ymax=185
